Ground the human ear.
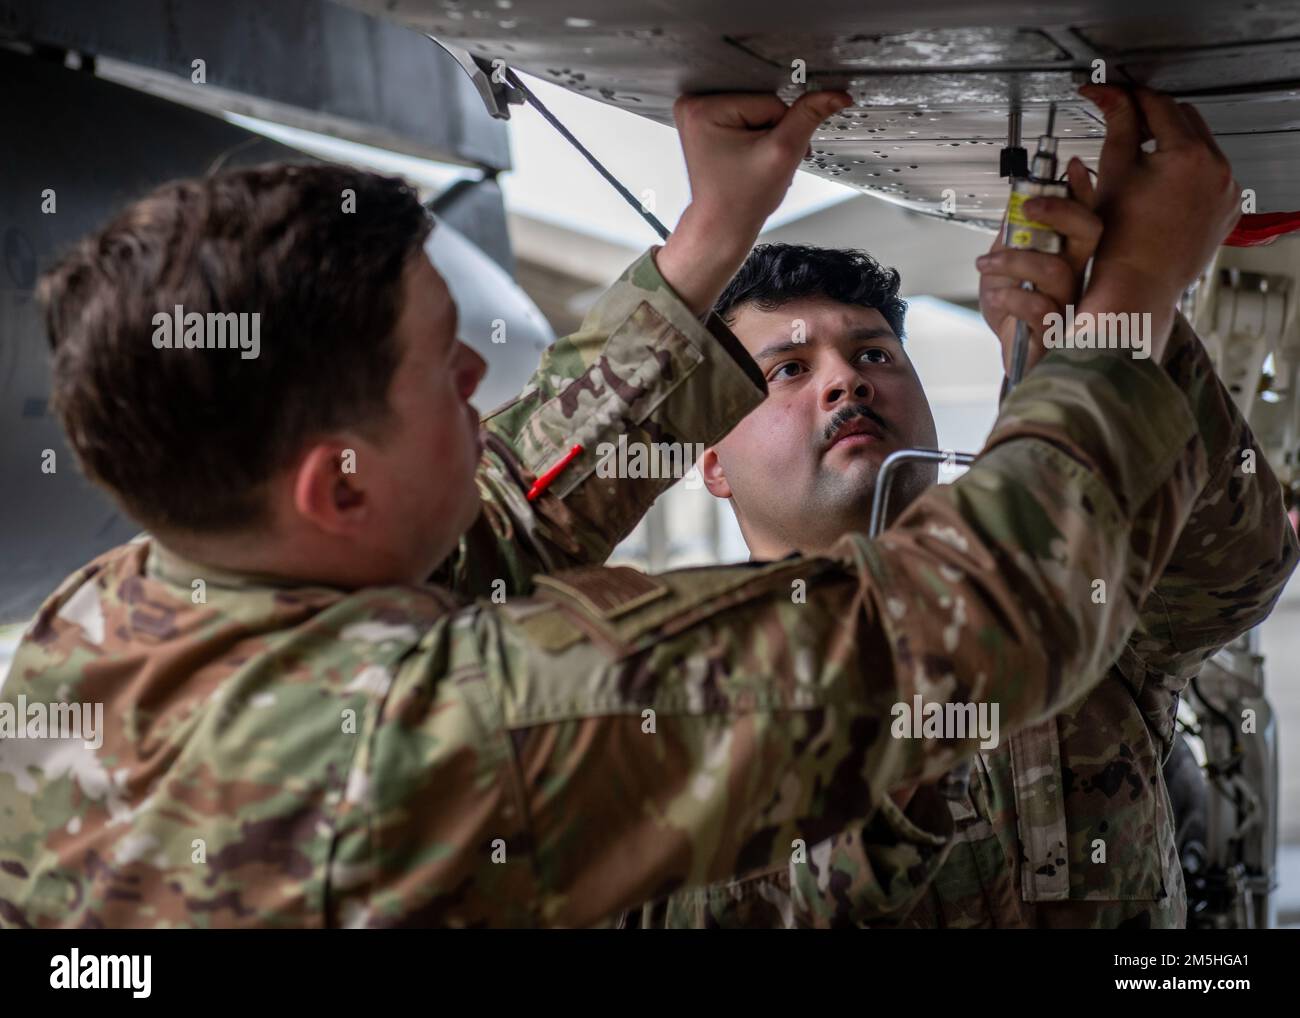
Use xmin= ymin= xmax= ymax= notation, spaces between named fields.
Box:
xmin=699 ymin=446 xmax=733 ymax=500
xmin=290 ymin=440 xmax=371 ymax=536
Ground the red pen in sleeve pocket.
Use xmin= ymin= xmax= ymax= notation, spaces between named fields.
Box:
xmin=526 ymin=444 xmax=584 ymax=501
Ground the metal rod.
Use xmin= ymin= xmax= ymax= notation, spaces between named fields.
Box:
xmin=504 ymin=67 xmax=671 ymax=241
xmin=1007 ymin=305 xmax=1032 ymax=389
xmin=868 ymin=448 xmax=977 ymax=537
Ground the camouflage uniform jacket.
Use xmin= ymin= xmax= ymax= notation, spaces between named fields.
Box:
xmin=442 ymin=253 xmax=962 ymax=922
xmin=1 ymin=252 xmax=1207 ymax=927
xmin=636 ymin=312 xmax=1297 ymax=929
xmin=897 ymin=313 xmax=1298 ymax=929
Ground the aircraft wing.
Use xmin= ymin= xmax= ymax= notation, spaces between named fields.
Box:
xmin=339 ymin=0 xmax=1300 ymax=229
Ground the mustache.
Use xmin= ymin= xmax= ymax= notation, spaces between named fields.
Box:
xmin=823 ymin=403 xmax=889 ymax=444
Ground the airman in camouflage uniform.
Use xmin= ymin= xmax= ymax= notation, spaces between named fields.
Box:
xmin=629 ymin=89 xmax=1298 ymax=929
xmin=897 ymin=310 xmax=1297 ymax=929
xmin=0 ymin=85 xmax=1252 ymax=928
xmin=631 ymin=311 xmax=1296 ymax=929
xmin=1 ymin=218 xmax=1213 ymax=925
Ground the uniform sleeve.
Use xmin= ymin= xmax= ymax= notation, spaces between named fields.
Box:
xmin=1120 ymin=312 xmax=1299 ymax=684
xmin=344 ymin=346 xmax=1207 ymax=927
xmin=433 ymin=248 xmax=767 ymax=597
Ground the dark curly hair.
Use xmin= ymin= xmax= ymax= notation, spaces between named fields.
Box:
xmin=714 ymin=243 xmax=907 ymax=340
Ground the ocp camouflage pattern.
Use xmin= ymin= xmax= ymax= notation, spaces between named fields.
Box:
xmin=635 ymin=313 xmax=1297 ymax=929
xmin=1 ymin=250 xmax=1214 ymax=927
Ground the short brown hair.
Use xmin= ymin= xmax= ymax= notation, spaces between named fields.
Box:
xmin=38 ymin=162 xmax=433 ymax=534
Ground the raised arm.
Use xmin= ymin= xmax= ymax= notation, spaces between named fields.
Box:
xmin=337 ymin=340 xmax=1206 ymax=927
xmin=435 ymin=90 xmax=856 ymax=597
xmin=1122 ymin=311 xmax=1298 ymax=683
xmin=435 ymin=252 xmax=766 ymax=595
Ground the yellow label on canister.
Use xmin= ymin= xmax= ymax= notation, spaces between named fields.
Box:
xmin=1006 ymin=190 xmax=1052 ymax=232
xmin=1004 ymin=190 xmax=1063 ymax=252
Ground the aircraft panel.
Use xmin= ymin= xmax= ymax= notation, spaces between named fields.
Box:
xmin=341 ymin=0 xmax=1300 ymax=229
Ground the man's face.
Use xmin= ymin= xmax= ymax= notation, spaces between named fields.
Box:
xmin=367 ymin=254 xmax=487 ymax=579
xmin=701 ymin=297 xmax=938 ymax=557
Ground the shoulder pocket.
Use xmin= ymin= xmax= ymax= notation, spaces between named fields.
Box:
xmin=512 ymin=303 xmax=705 ymax=498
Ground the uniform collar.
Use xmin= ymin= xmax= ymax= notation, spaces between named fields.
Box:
xmin=145 ymin=539 xmax=333 ymax=593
